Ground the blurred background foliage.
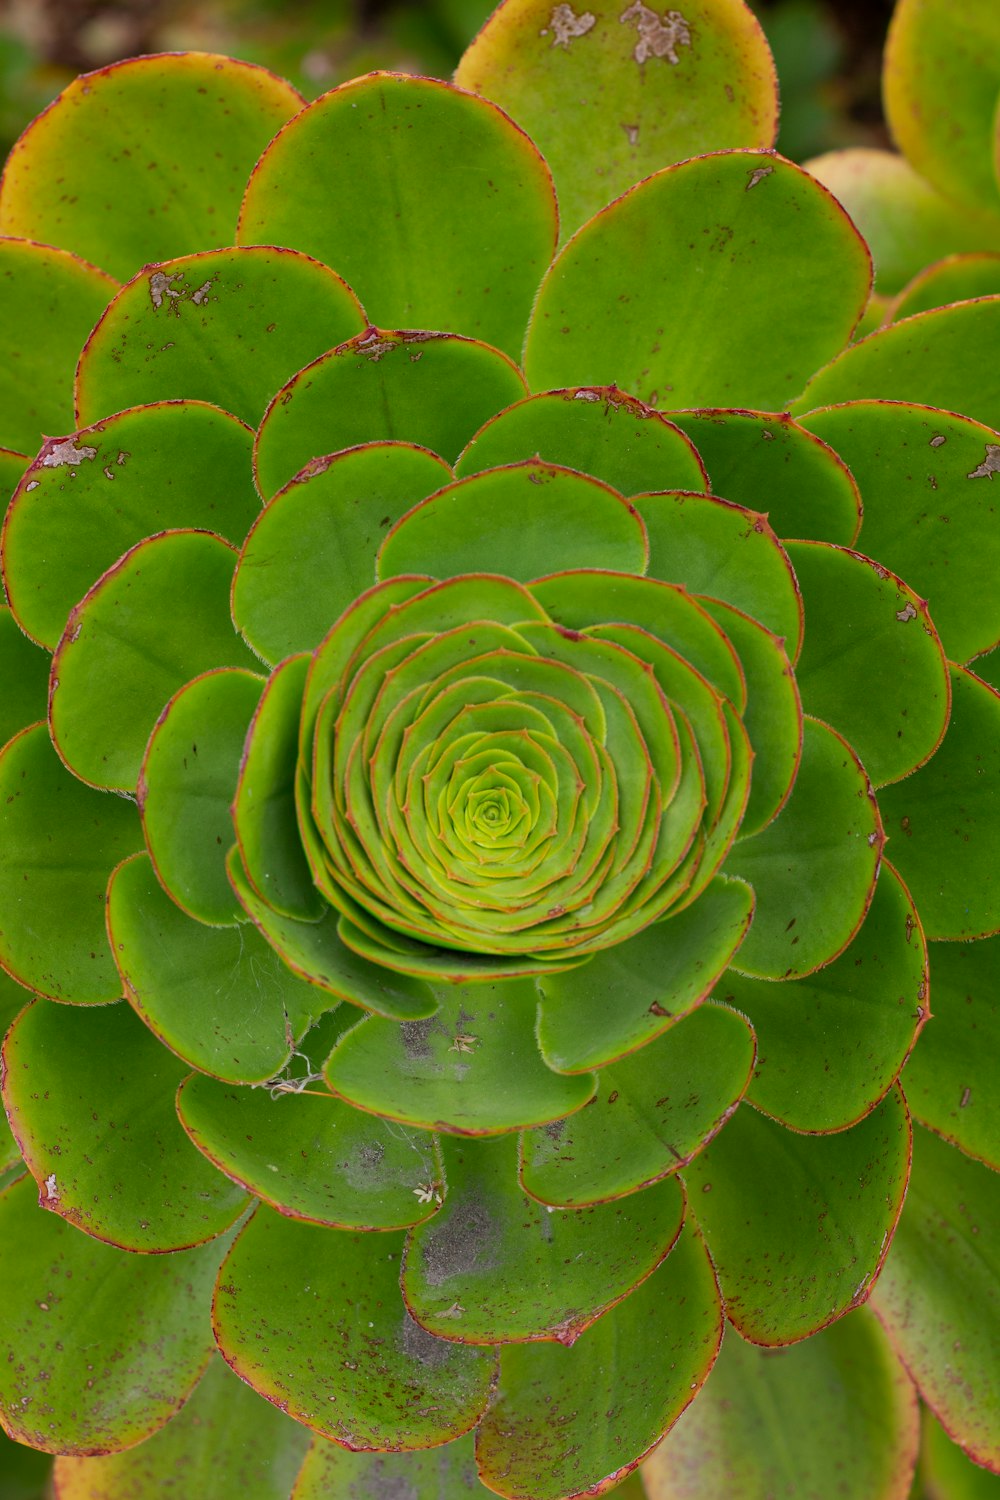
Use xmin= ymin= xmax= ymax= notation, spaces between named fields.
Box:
xmin=0 ymin=0 xmax=894 ymax=162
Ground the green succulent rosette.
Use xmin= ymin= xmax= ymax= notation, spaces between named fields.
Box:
xmin=0 ymin=5 xmax=998 ymax=1498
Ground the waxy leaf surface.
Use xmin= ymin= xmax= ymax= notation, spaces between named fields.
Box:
xmin=643 ymin=1308 xmax=918 ymax=1500
xmin=0 ymin=54 xmax=303 ymax=281
xmin=402 ymin=1133 xmax=684 ymax=1343
xmin=475 ymin=1225 xmax=721 ymax=1500
xmin=525 ymin=151 xmax=870 ymax=411
xmin=455 ymin=0 xmax=777 ymax=240
xmin=53 ymin=1356 xmax=310 ymax=1500
xmin=725 ymin=860 xmax=927 ymax=1133
xmin=76 ymin=247 xmax=365 ymax=431
xmin=872 ymin=1124 xmax=1000 ymax=1471
xmin=0 ymin=1174 xmax=233 ymax=1454
xmin=684 ymin=1089 xmax=911 ymax=1345
xmin=213 ymin=1207 xmax=498 ymax=1449
xmin=2 ymin=998 xmax=249 ymax=1251
xmin=240 ymin=73 xmax=557 ymax=362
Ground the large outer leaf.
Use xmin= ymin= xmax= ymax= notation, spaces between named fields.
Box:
xmin=643 ymin=1307 xmax=919 ymax=1500
xmin=0 ymin=1175 xmax=234 ymax=1454
xmin=525 ymin=151 xmax=870 ymax=411
xmin=0 ymin=240 xmax=117 ymax=455
xmin=455 ymin=0 xmax=777 ymax=241
xmin=884 ymin=0 xmax=1000 ymax=221
xmin=475 ymin=1224 xmax=722 ymax=1499
xmin=0 ymin=55 xmax=304 ymax=281
xmin=53 ymin=1356 xmax=309 ymax=1500
xmin=873 ymin=1124 xmax=1000 ymax=1472
xmin=684 ymin=1089 xmax=911 ymax=1345
xmin=239 ymin=73 xmax=557 ymax=362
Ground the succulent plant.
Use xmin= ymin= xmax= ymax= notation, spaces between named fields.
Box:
xmin=0 ymin=2 xmax=997 ymax=1497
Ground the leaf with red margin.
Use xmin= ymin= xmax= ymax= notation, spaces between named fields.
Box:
xmin=475 ymin=1223 xmax=722 ymax=1500
xmin=878 ymin=666 xmax=1000 ymax=941
xmin=0 ymin=723 xmax=143 ymax=1004
xmin=0 ymin=54 xmax=304 ymax=281
xmin=0 ymin=239 xmax=117 ymax=454
xmin=239 ymin=72 xmax=557 ymax=363
xmin=2 ymin=998 xmax=249 ymax=1252
xmin=402 ymin=1133 xmax=684 ymax=1344
xmin=724 ymin=860 xmax=928 ymax=1134
xmin=75 ymin=246 xmax=365 ymax=432
xmin=454 ymin=0 xmax=778 ymax=242
xmin=725 ymin=715 xmax=882 ymax=980
xmin=0 ymin=1174 xmax=237 ymax=1454
xmin=212 ymin=1205 xmax=498 ymax=1450
xmin=642 ymin=1306 xmax=919 ymax=1500
xmin=872 ymin=1123 xmax=1000 ymax=1473
xmin=521 ymin=1001 xmax=756 ymax=1207
xmin=903 ymin=935 xmax=1000 ymax=1172
xmin=683 ymin=1088 xmax=912 ymax=1346
xmin=524 ymin=152 xmax=870 ymax=413
xmin=668 ymin=408 xmax=861 ymax=545
xmin=53 ymin=1356 xmax=310 ymax=1500
xmin=0 ymin=608 xmax=49 ymax=747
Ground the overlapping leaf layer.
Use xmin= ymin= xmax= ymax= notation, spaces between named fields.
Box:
xmin=0 ymin=3 xmax=998 ymax=1496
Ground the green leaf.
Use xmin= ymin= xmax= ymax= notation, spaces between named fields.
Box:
xmin=536 ymin=876 xmax=754 ymax=1072
xmin=254 ymin=328 xmax=527 ymax=502
xmin=213 ymin=1206 xmax=498 ymax=1449
xmin=107 ymin=852 xmax=325 ymax=1084
xmin=0 ymin=970 xmax=31 ymax=1176
xmin=724 ymin=859 xmax=927 ymax=1133
xmin=803 ymin=149 xmax=1000 ymax=297
xmin=800 ymin=402 xmax=1000 ymax=666
xmin=0 ymin=1424 xmax=52 ymax=1500
xmin=667 ymin=408 xmax=861 ymax=545
xmin=239 ymin=73 xmax=557 ymax=363
xmin=0 ymin=239 xmax=117 ymax=455
xmin=178 ymin=1066 xmax=442 ymax=1230
xmin=791 ymin=299 xmax=1000 ymax=431
xmin=378 ymin=460 xmax=649 ymax=583
xmin=0 ymin=724 xmax=142 ymax=1003
xmin=475 ymin=1224 xmax=722 ymax=1500
xmin=524 ymin=152 xmax=870 ymax=411
xmin=725 ymin=715 xmax=882 ymax=979
xmin=0 ymin=54 xmax=304 ymax=282
xmin=325 ymin=976 xmax=596 ymax=1133
xmin=3 ymin=402 xmax=260 ymax=651
xmin=884 ymin=0 xmax=1000 ymax=221
xmin=2 ymin=999 xmax=249 ymax=1251
xmin=872 ymin=1123 xmax=1000 ymax=1471
xmin=698 ymin=597 xmax=801 ymax=837
xmin=0 ymin=609 xmax=49 ymax=747
xmin=402 ymin=1133 xmax=684 ymax=1343
xmin=878 ymin=665 xmax=1000 ymax=940
xmin=642 ymin=1307 xmax=919 ymax=1500
xmin=454 ymin=0 xmax=778 ymax=241
xmin=632 ymin=490 xmax=802 ymax=654
xmin=902 ymin=935 xmax=1000 ymax=1171
xmin=139 ymin=668 xmax=263 ymax=926
xmin=684 ymin=1088 xmax=911 ymax=1344
xmin=522 ymin=1001 xmax=755 ymax=1206
xmin=232 ymin=654 xmax=324 ymax=922
xmin=52 ymin=1356 xmax=310 ymax=1500
xmin=234 ymin=444 xmax=452 ymax=664
xmin=0 ymin=1173 xmax=234 ymax=1453
xmin=76 ymin=247 xmax=366 ymax=431
xmin=787 ymin=540 xmax=950 ymax=786
xmin=920 ymin=1407 xmax=1000 ymax=1500
xmin=456 ymin=388 xmax=707 ymax=494
xmin=50 ymin=529 xmax=258 ymax=794
xmin=292 ymin=1433 xmax=484 ymax=1499
xmin=226 ymin=846 xmax=438 ymax=1022
xmin=890 ymin=253 xmax=1000 ymax=323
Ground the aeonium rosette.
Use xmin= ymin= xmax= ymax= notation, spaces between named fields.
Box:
xmin=0 ymin=19 xmax=998 ymax=1500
